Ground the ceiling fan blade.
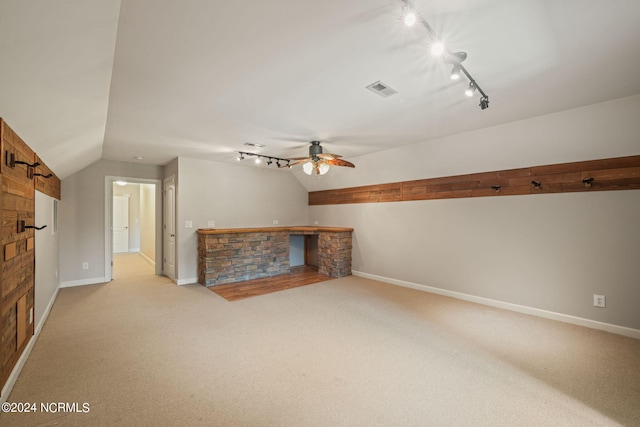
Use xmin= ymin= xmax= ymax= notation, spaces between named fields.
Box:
xmin=326 ymin=158 xmax=355 ymax=168
xmin=281 ymin=159 xmax=308 ymax=168
xmin=316 ymin=153 xmax=342 ymax=159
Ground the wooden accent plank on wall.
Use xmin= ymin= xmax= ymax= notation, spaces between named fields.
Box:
xmin=308 ymin=155 xmax=640 ymax=205
xmin=34 ymin=155 xmax=61 ymax=200
xmin=0 ymin=119 xmax=37 ymax=390
xmin=1 ymin=119 xmax=36 ymax=186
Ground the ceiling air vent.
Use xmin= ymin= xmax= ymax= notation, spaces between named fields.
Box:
xmin=365 ymin=80 xmax=398 ymax=97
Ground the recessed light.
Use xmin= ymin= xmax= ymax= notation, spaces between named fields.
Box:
xmin=134 ymin=156 xmax=144 ymax=160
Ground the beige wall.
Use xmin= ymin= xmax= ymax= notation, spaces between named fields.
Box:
xmin=173 ymin=157 xmax=309 ymax=284
xmin=60 ymin=160 xmax=164 ymax=284
xmin=307 ymin=94 xmax=640 ymax=331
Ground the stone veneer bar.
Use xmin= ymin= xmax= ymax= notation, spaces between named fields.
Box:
xmin=197 ymin=226 xmax=353 ymax=286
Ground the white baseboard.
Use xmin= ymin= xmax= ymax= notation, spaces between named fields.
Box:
xmin=59 ymin=277 xmax=109 ymax=288
xmin=1 ymin=287 xmax=60 ymax=403
xmin=176 ymin=277 xmax=198 ymax=286
xmin=139 ymin=252 xmax=155 ymax=266
xmin=352 ymin=271 xmax=640 ymax=340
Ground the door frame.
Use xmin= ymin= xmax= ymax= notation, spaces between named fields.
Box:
xmin=163 ymin=176 xmax=176 ymax=281
xmin=104 ymin=176 xmax=163 ymax=281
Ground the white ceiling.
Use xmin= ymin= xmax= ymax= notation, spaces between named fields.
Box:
xmin=1 ymin=0 xmax=640 ymax=179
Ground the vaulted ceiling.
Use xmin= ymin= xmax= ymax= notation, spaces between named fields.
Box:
xmin=1 ymin=0 xmax=640 ymax=179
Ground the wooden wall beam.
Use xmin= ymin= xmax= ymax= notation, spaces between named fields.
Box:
xmin=308 ymin=155 xmax=640 ymax=206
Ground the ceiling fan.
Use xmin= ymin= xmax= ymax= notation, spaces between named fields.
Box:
xmin=283 ymin=141 xmax=355 ymax=175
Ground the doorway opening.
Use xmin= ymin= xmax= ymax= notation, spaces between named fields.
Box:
xmin=105 ymin=176 xmax=163 ymax=281
xmin=112 ymin=181 xmax=156 ymax=278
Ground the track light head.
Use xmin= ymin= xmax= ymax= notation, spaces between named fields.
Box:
xmin=430 ymin=41 xmax=445 ymax=57
xmin=237 ymin=153 xmax=244 ymax=161
xmin=402 ymin=5 xmax=417 ymax=27
xmin=450 ymin=64 xmax=461 ymax=80
xmin=465 ymin=81 xmax=477 ymax=97
xmin=479 ymin=96 xmax=489 ymax=110
xmin=446 ymin=51 xmax=467 ymax=64
xmin=267 ymin=158 xmax=273 ymax=165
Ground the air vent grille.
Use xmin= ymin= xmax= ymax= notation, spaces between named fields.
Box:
xmin=244 ymin=142 xmax=265 ymax=148
xmin=365 ymin=80 xmax=398 ymax=97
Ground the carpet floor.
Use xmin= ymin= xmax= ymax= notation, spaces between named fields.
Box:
xmin=1 ymin=253 xmax=639 ymax=426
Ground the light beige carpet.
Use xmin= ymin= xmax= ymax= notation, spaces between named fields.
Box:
xmin=1 ymin=253 xmax=639 ymax=426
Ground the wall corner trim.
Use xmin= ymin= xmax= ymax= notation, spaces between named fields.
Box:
xmin=1 ymin=287 xmax=60 ymax=403
xmin=59 ymin=277 xmax=109 ymax=288
xmin=352 ymin=271 xmax=640 ymax=340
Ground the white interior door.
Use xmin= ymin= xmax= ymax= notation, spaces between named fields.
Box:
xmin=163 ymin=177 xmax=176 ymax=280
xmin=113 ymin=195 xmax=130 ymax=253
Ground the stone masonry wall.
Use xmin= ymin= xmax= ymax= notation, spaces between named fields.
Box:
xmin=317 ymin=231 xmax=352 ymax=278
xmin=198 ymin=231 xmax=290 ymax=286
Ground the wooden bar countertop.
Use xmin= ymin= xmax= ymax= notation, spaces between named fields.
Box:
xmin=197 ymin=226 xmax=353 ymax=234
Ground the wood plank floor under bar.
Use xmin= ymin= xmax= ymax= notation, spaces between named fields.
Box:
xmin=208 ymin=266 xmax=334 ymax=301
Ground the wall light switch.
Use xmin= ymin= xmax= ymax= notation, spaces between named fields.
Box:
xmin=273 ymin=220 xmax=279 ymax=225
xmin=185 ymin=220 xmax=193 ymax=229
xmin=82 ymin=262 xmax=89 ymax=270
xmin=208 ymin=220 xmax=215 ymax=228
xmin=314 ymin=220 xmax=319 ymax=225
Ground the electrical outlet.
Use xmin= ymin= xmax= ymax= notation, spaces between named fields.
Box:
xmin=594 ymin=294 xmax=606 ymax=308
xmin=185 ymin=220 xmax=193 ymax=228
xmin=313 ymin=220 xmax=319 ymax=225
xmin=82 ymin=262 xmax=89 ymax=270
xmin=273 ymin=220 xmax=279 ymax=225
xmin=208 ymin=220 xmax=215 ymax=228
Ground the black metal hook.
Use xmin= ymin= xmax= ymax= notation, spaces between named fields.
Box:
xmin=15 ymin=160 xmax=40 ymax=168
xmin=25 ymin=225 xmax=47 ymax=230
xmin=582 ymin=177 xmax=594 ymax=187
xmin=491 ymin=185 xmax=501 ymax=192
xmin=531 ymin=180 xmax=541 ymax=188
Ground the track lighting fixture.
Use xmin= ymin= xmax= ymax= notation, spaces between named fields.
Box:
xmin=400 ymin=0 xmax=489 ymax=110
xmin=237 ymin=151 xmax=289 ymax=169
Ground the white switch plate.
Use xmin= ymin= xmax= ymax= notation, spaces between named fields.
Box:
xmin=82 ymin=262 xmax=89 ymax=270
xmin=185 ymin=220 xmax=193 ymax=228
xmin=208 ymin=220 xmax=215 ymax=228
xmin=314 ymin=220 xmax=319 ymax=225
xmin=273 ymin=220 xmax=279 ymax=225
xmin=594 ymin=294 xmax=606 ymax=308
